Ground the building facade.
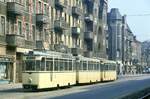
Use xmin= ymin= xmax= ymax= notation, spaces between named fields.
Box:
xmin=107 ymin=8 xmax=123 ymax=61
xmin=108 ymin=8 xmax=142 ymax=74
xmin=0 ymin=0 xmax=108 ymax=83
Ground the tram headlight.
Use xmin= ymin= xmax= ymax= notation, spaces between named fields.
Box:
xmin=28 ymin=78 xmax=32 ymax=84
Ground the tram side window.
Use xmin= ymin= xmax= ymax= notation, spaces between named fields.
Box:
xmin=41 ymin=58 xmax=45 ymax=71
xmin=94 ymin=63 xmax=97 ymax=70
xmin=46 ymin=61 xmax=53 ymax=71
xmin=64 ymin=60 xmax=68 ymax=71
xmin=60 ymin=60 xmax=64 ymax=71
xmin=68 ymin=60 xmax=72 ymax=71
xmin=50 ymin=60 xmax=53 ymax=71
xmin=83 ymin=62 xmax=87 ymax=70
xmin=46 ymin=58 xmax=53 ymax=71
xmin=79 ymin=61 xmax=83 ymax=70
xmin=111 ymin=64 xmax=116 ymax=70
xmin=72 ymin=61 xmax=76 ymax=70
xmin=109 ymin=64 xmax=112 ymax=70
xmin=25 ymin=61 xmax=35 ymax=71
xmin=36 ymin=60 xmax=41 ymax=71
xmin=105 ymin=64 xmax=108 ymax=71
xmin=88 ymin=62 xmax=91 ymax=70
xmin=54 ymin=59 xmax=58 ymax=71
xmin=97 ymin=63 xmax=100 ymax=70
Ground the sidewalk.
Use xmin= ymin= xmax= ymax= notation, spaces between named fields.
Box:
xmin=0 ymin=83 xmax=22 ymax=91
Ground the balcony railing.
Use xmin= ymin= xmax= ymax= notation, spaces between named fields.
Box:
xmin=55 ymin=0 xmax=66 ymax=9
xmin=84 ymin=51 xmax=93 ymax=58
xmin=0 ymin=35 xmax=6 ymax=45
xmin=6 ymin=34 xmax=25 ymax=47
xmin=54 ymin=43 xmax=68 ymax=53
xmin=36 ymin=40 xmax=49 ymax=50
xmin=72 ymin=27 xmax=80 ymax=37
xmin=25 ymin=40 xmax=35 ymax=49
xmin=71 ymin=47 xmax=81 ymax=56
xmin=84 ymin=31 xmax=93 ymax=40
xmin=7 ymin=2 xmax=24 ymax=16
xmin=54 ymin=18 xmax=67 ymax=32
xmin=72 ymin=6 xmax=82 ymax=16
xmin=36 ymin=14 xmax=49 ymax=24
xmin=84 ymin=14 xmax=93 ymax=22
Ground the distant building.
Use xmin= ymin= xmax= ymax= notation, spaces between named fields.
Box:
xmin=108 ymin=8 xmax=142 ymax=74
xmin=107 ymin=8 xmax=123 ymax=61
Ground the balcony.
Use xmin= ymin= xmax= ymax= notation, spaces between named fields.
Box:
xmin=7 ymin=2 xmax=24 ymax=16
xmin=0 ymin=35 xmax=6 ymax=45
xmin=55 ymin=0 xmax=66 ymax=9
xmin=84 ymin=31 xmax=93 ymax=40
xmin=84 ymin=14 xmax=93 ymax=23
xmin=84 ymin=51 xmax=93 ymax=58
xmin=54 ymin=18 xmax=67 ymax=32
xmin=71 ymin=48 xmax=80 ymax=56
xmin=72 ymin=27 xmax=80 ymax=37
xmin=36 ymin=40 xmax=49 ymax=50
xmin=25 ymin=40 xmax=35 ymax=49
xmin=54 ymin=43 xmax=68 ymax=53
xmin=6 ymin=34 xmax=25 ymax=47
xmin=36 ymin=14 xmax=49 ymax=24
xmin=72 ymin=6 xmax=82 ymax=16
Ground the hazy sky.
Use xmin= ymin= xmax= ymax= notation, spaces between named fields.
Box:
xmin=109 ymin=0 xmax=150 ymax=42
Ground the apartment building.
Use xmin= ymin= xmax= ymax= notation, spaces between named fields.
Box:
xmin=0 ymin=0 xmax=108 ymax=83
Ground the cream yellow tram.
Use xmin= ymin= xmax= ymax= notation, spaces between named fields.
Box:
xmin=22 ymin=51 xmax=76 ymax=89
xmin=100 ymin=59 xmax=117 ymax=81
xmin=22 ymin=51 xmax=117 ymax=90
xmin=76 ymin=57 xmax=117 ymax=84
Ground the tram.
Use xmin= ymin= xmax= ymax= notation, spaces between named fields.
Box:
xmin=22 ymin=51 xmax=117 ymax=90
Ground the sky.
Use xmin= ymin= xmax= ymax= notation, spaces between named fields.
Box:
xmin=108 ymin=0 xmax=150 ymax=42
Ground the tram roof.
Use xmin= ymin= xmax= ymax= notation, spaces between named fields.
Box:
xmin=78 ymin=56 xmax=100 ymax=62
xmin=25 ymin=51 xmax=74 ymax=59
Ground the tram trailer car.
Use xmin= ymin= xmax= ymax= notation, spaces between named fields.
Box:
xmin=101 ymin=60 xmax=117 ymax=81
xmin=22 ymin=51 xmax=117 ymax=90
xmin=76 ymin=57 xmax=101 ymax=84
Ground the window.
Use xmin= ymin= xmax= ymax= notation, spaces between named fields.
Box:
xmin=69 ymin=60 xmax=73 ymax=71
xmin=41 ymin=58 xmax=46 ymax=71
xmin=25 ymin=23 xmax=29 ymax=40
xmin=0 ymin=0 xmax=5 ymax=2
xmin=0 ymin=16 xmax=5 ymax=35
xmin=36 ymin=60 xmax=41 ymax=71
xmin=44 ymin=4 xmax=47 ymax=15
xmin=83 ymin=62 xmax=87 ymax=70
xmin=25 ymin=60 xmax=35 ymax=71
xmin=32 ymin=0 xmax=35 ymax=14
xmin=59 ymin=59 xmax=64 ymax=71
xmin=79 ymin=61 xmax=83 ymax=70
xmin=26 ymin=0 xmax=29 ymax=12
xmin=64 ymin=60 xmax=68 ymax=70
xmin=18 ymin=21 xmax=22 ymax=35
xmin=38 ymin=1 xmax=42 ymax=13
xmin=32 ymin=25 xmax=35 ymax=41
xmin=50 ymin=32 xmax=53 ymax=44
xmin=46 ymin=58 xmax=53 ymax=71
xmin=54 ymin=59 xmax=58 ymax=71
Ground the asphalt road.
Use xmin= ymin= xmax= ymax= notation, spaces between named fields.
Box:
xmin=0 ymin=74 xmax=150 ymax=99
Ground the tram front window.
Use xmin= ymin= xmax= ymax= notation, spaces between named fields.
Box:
xmin=25 ymin=60 xmax=35 ymax=71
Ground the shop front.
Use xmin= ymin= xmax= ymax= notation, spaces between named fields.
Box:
xmin=0 ymin=56 xmax=13 ymax=84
